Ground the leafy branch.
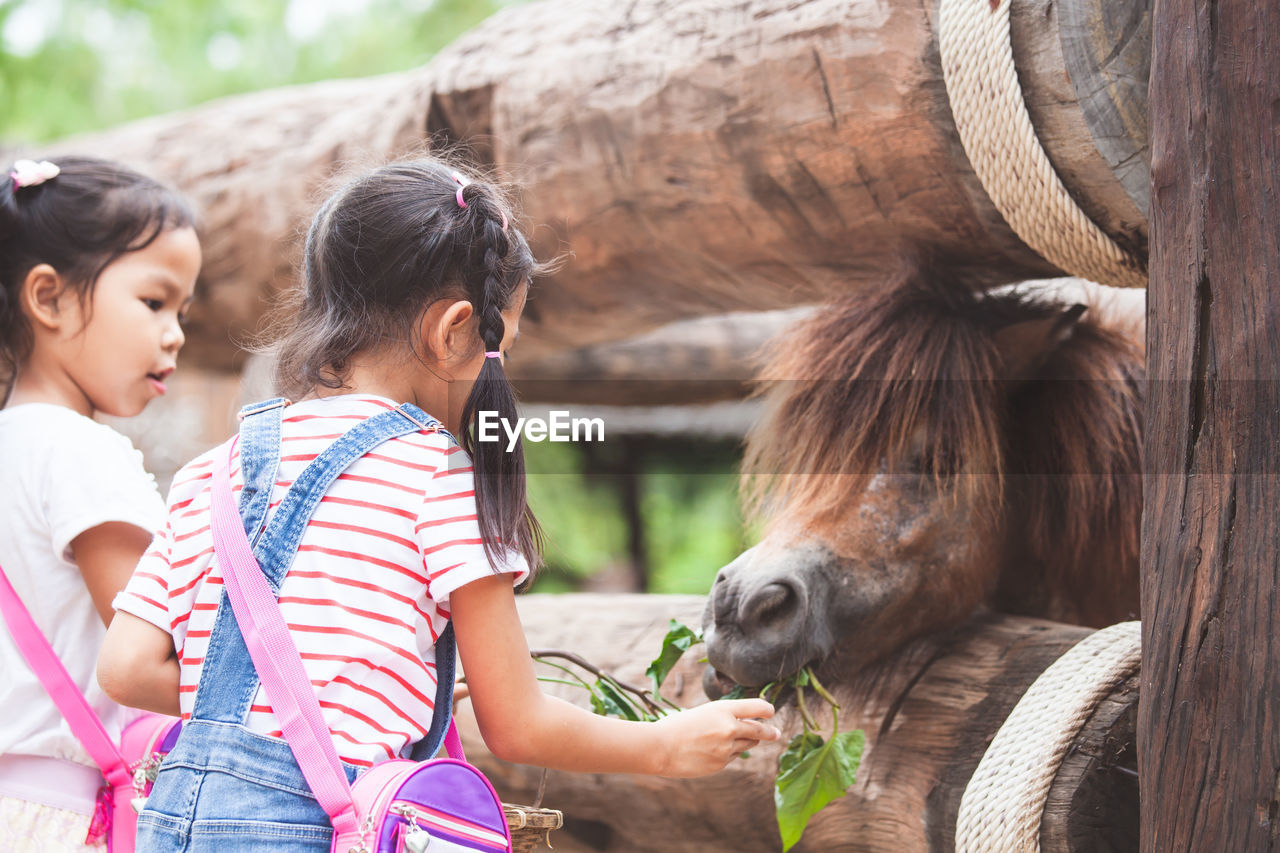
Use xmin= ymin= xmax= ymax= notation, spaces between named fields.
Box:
xmin=768 ymin=666 xmax=865 ymax=852
xmin=530 ymin=648 xmax=671 ymax=722
xmin=532 ymin=621 xmax=864 ymax=851
xmin=717 ymin=639 xmax=865 ymax=851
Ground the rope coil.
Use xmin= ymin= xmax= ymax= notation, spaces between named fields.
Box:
xmin=955 ymin=621 xmax=1141 ymax=852
xmin=938 ymin=0 xmax=1147 ymax=288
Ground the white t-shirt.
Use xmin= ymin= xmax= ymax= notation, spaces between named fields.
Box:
xmin=0 ymin=404 xmax=165 ymax=768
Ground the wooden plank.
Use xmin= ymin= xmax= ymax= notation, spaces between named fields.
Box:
xmin=1142 ymin=0 xmax=1280 ymax=847
xmin=509 ymin=308 xmax=811 ymax=405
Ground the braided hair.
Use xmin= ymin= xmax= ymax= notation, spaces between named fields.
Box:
xmin=277 ymin=159 xmax=545 ymax=575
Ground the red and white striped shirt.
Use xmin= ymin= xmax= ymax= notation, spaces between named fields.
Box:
xmin=114 ymin=395 xmax=527 ymax=767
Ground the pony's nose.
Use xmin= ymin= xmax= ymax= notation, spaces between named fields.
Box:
xmin=739 ymin=579 xmax=802 ymax=632
xmin=710 ymin=570 xmax=738 ymax=626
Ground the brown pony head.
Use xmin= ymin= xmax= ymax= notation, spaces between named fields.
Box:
xmin=703 ymin=273 xmax=1143 ymax=690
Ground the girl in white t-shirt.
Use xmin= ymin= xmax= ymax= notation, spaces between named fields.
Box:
xmin=98 ymin=159 xmax=780 ymax=852
xmin=0 ymin=156 xmax=201 ymax=848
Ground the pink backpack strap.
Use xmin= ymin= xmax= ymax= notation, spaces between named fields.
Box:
xmin=0 ymin=565 xmax=130 ymax=788
xmin=443 ymin=717 xmax=466 ymax=762
xmin=209 ymin=439 xmax=362 ymax=836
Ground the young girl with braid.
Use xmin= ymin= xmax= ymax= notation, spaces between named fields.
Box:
xmin=98 ymin=159 xmax=779 ymax=851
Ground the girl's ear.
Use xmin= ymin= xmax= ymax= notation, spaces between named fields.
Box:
xmin=419 ymin=298 xmax=476 ymax=365
xmin=21 ymin=264 xmax=72 ymax=331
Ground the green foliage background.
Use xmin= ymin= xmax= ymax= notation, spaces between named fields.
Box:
xmin=0 ymin=0 xmax=520 ymax=144
xmin=1 ymin=0 xmax=749 ymax=594
xmin=526 ymin=439 xmax=754 ymax=594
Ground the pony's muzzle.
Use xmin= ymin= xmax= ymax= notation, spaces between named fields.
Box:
xmin=704 ymin=550 xmax=829 ymax=688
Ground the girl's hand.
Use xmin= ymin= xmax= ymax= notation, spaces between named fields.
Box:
xmin=652 ymin=698 xmax=781 ymax=778
xmin=453 ymin=575 xmax=777 ymax=777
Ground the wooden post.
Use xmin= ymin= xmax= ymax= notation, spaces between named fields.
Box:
xmin=1142 ymin=0 xmax=1280 ymax=848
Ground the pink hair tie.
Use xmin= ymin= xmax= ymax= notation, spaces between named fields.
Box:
xmin=484 ymin=351 xmax=501 ymax=359
xmin=451 ymin=172 xmax=469 ymax=208
xmin=451 ymin=171 xmax=509 ymax=232
xmin=10 ymin=159 xmax=60 ymax=190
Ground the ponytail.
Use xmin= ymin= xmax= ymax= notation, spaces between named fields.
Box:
xmin=457 ymin=198 xmax=543 ymax=578
xmin=278 ymin=159 xmax=548 ymax=578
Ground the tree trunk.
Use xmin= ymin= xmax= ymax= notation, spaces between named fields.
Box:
xmin=456 ymin=594 xmax=1138 ymax=852
xmin=45 ymin=0 xmax=1150 ymax=372
xmin=1141 ymin=0 xmax=1280 ymax=849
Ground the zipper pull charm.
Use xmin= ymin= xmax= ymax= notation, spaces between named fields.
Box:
xmin=130 ymin=754 xmax=164 ymax=814
xmin=403 ymin=824 xmax=432 ymax=853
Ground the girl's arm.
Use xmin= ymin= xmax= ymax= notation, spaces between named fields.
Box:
xmin=78 ymin=520 xmax=181 ymax=715
xmin=71 ymin=521 xmax=155 ymax=626
xmin=450 ymin=574 xmax=780 ymax=778
xmin=98 ymin=611 xmax=181 ymax=717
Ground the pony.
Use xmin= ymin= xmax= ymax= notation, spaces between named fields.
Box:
xmin=702 ymin=272 xmax=1144 ymax=690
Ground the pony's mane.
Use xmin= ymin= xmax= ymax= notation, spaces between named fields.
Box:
xmin=743 ymin=273 xmax=1011 ymax=528
xmin=742 ymin=273 xmax=1144 ymax=621
xmin=998 ymin=302 xmax=1143 ymax=620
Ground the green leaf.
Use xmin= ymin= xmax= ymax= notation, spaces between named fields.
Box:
xmin=777 ymin=731 xmax=825 ymax=778
xmin=719 ymin=684 xmax=747 ymax=701
xmin=593 ymin=678 xmax=642 ymax=721
xmin=645 ymin=619 xmax=702 ymax=693
xmin=773 ymin=729 xmax=865 ymax=851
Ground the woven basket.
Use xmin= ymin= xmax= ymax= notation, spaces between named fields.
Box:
xmin=504 ymin=803 xmax=563 ymax=853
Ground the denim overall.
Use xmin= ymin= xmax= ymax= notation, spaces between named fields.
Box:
xmin=136 ymin=399 xmax=458 ymax=852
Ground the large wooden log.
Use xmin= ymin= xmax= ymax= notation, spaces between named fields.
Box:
xmin=455 ymin=594 xmax=1138 ymax=852
xmin=1141 ymin=0 xmax=1280 ymax=848
xmin=40 ymin=0 xmax=1151 ymax=372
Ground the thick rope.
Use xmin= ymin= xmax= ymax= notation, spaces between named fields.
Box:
xmin=938 ymin=0 xmax=1147 ymax=288
xmin=955 ymin=621 xmax=1141 ymax=852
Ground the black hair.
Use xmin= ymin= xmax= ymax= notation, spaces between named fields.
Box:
xmin=275 ymin=159 xmax=546 ymax=576
xmin=0 ymin=156 xmax=197 ymax=399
